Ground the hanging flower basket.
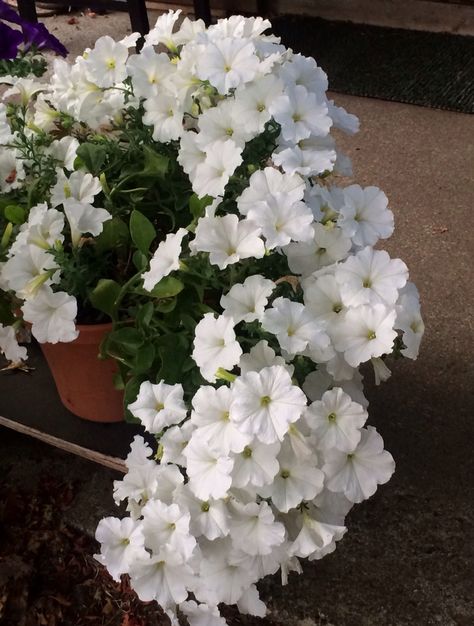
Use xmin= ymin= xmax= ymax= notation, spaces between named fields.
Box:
xmin=0 ymin=9 xmax=425 ymax=624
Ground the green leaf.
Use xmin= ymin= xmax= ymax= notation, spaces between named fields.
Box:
xmin=130 ymin=210 xmax=156 ymax=255
xmin=130 ymin=343 xmax=156 ymax=375
xmin=156 ymin=297 xmax=177 ymax=313
xmin=89 ymin=279 xmax=121 ymax=318
xmin=146 ymin=276 xmax=184 ymax=299
xmin=95 ymin=218 xmax=129 ymax=253
xmin=135 ymin=301 xmax=154 ymax=329
xmin=143 ymin=146 xmax=169 ymax=177
xmin=132 ymin=250 xmax=148 ymax=271
xmin=4 ymin=205 xmax=26 ymax=225
xmin=156 ymin=334 xmax=189 ymax=384
xmin=107 ymin=327 xmax=144 ymax=353
xmin=189 ymin=194 xmax=213 ymax=220
xmin=75 ymin=143 xmax=107 ymax=175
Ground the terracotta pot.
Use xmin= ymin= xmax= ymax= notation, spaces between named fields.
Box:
xmin=40 ymin=323 xmax=124 ymax=422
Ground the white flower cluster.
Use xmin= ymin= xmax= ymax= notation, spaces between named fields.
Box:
xmin=0 ymin=9 xmax=424 ymax=620
xmin=86 ymin=11 xmax=425 ymax=625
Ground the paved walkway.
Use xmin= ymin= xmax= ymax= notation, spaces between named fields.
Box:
xmin=2 ymin=11 xmax=473 ymax=625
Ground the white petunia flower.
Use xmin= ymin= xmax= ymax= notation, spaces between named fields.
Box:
xmin=95 ymin=517 xmax=146 ymax=581
xmin=0 ymin=324 xmax=27 ymax=363
xmin=22 ymin=286 xmax=78 ymax=344
xmin=197 ymin=540 xmax=257 ymax=605
xmin=192 ymin=139 xmax=243 ymax=198
xmin=288 ymin=508 xmax=346 ymax=560
xmin=231 ymin=439 xmax=280 ymax=489
xmin=130 ymin=547 xmax=192 ymax=607
xmin=304 ymin=387 xmax=367 ymax=452
xmin=233 ymin=74 xmax=284 ymax=133
xmin=48 ymin=136 xmax=79 ymax=171
xmin=127 ymin=47 xmax=176 ymax=99
xmin=323 ymin=426 xmax=395 ymax=503
xmin=160 ymin=420 xmax=195 ymax=467
xmin=175 ymin=484 xmax=230 ymax=540
xmin=142 ymin=228 xmax=187 ymax=292
xmin=231 ymin=365 xmax=307 ymax=444
xmin=395 ymin=283 xmax=425 ymax=360
xmin=183 ymin=434 xmax=234 ymax=500
xmin=192 ymin=313 xmax=243 ymax=383
xmin=2 ymin=245 xmax=59 ymax=298
xmin=142 ymin=499 xmax=196 ymax=559
xmin=220 ymin=274 xmax=275 ymax=323
xmin=273 ymin=136 xmax=337 ymax=177
xmin=191 ymin=385 xmax=251 ymax=455
xmin=180 ymin=601 xmax=227 ymax=626
xmin=50 ymin=169 xmax=102 ymax=208
xmin=63 ymin=199 xmax=111 ymax=247
xmin=269 ymin=85 xmax=331 ymax=142
xmin=262 ymin=297 xmax=331 ymax=358
xmin=338 ymin=185 xmax=394 ymax=247
xmin=284 ymin=223 xmax=351 ymax=276
xmin=197 ymin=99 xmax=256 ymax=149
xmin=335 ymin=247 xmax=408 ymax=308
xmin=236 ymin=584 xmax=267 ymax=617
xmin=333 ymin=304 xmax=397 ymax=367
xmin=245 ymin=196 xmax=314 ymax=250
xmin=279 ymin=53 xmax=328 ymax=98
xmin=0 ymin=148 xmax=25 ymax=192
xmin=128 ymin=381 xmax=187 ymax=434
xmin=303 ymin=272 xmax=346 ymax=329
xmin=2 ymin=77 xmax=46 ymax=106
xmin=84 ymin=36 xmax=129 ymax=87
xmin=239 ymin=340 xmax=293 ymax=377
xmin=230 ymin=501 xmax=285 ymax=555
xmin=237 ymin=167 xmax=305 ymax=217
xmin=328 ymin=100 xmax=360 ymax=135
xmin=192 ymin=214 xmax=264 ymax=270
xmin=196 ymin=37 xmax=261 ymax=94
xmin=25 ymin=205 xmax=65 ymax=251
xmin=32 ymin=94 xmax=60 ymax=132
xmin=258 ymin=441 xmax=324 ymax=512
xmin=304 ymin=183 xmax=345 ymax=222
xmin=178 ymin=131 xmax=207 ymax=178
xmin=144 ymin=9 xmax=183 ymax=51
xmin=143 ymin=93 xmax=184 ymax=143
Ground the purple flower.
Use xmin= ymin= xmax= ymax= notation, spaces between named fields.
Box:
xmin=0 ymin=21 xmax=23 ymax=59
xmin=0 ymin=0 xmax=22 ymax=25
xmin=22 ymin=21 xmax=67 ymax=56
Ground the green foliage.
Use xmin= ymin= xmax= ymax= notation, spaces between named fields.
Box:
xmin=130 ymin=210 xmax=156 ymax=255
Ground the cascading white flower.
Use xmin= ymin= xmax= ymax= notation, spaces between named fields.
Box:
xmin=332 ymin=303 xmax=398 ymax=367
xmin=15 ymin=13 xmax=424 ymax=621
xmin=304 ymin=387 xmax=367 ymax=452
xmin=322 ymin=426 xmax=395 ymax=503
xmin=95 ymin=517 xmax=147 ymax=581
xmin=50 ymin=169 xmax=102 ymax=208
xmin=0 ymin=324 xmax=28 ymax=363
xmin=191 ymin=214 xmax=264 ymax=270
xmin=335 ymin=246 xmax=408 ymax=308
xmin=63 ymin=199 xmax=111 ymax=247
xmin=21 ymin=286 xmax=78 ymax=344
xmin=142 ymin=228 xmax=188 ymax=292
xmin=128 ymin=380 xmax=187 ymax=434
xmin=192 ymin=313 xmax=243 ymax=383
xmin=220 ymin=274 xmax=275 ymax=323
xmin=230 ymin=365 xmax=307 ymax=444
